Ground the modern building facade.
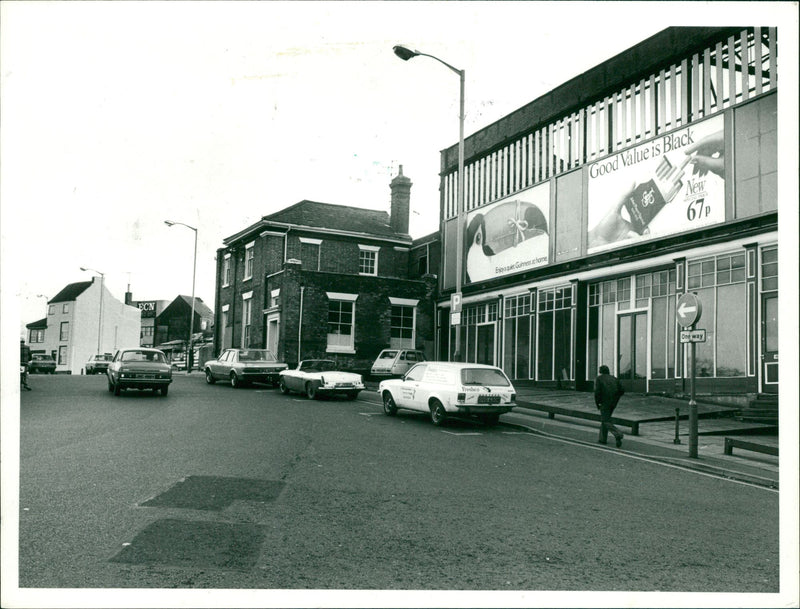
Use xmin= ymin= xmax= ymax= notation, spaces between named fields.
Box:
xmin=34 ymin=278 xmax=141 ymax=373
xmin=213 ymin=168 xmax=439 ymax=371
xmin=435 ymin=27 xmax=778 ymax=403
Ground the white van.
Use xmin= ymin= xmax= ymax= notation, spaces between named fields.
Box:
xmin=370 ymin=349 xmax=426 ymax=377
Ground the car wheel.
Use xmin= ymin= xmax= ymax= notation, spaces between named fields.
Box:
xmin=205 ymin=368 xmax=216 ymax=384
xmin=430 ymin=400 xmax=446 ymax=426
xmin=113 ymin=380 xmax=121 ymax=396
xmin=160 ymin=386 xmax=169 ymax=396
xmin=481 ymin=413 xmax=500 ymax=426
xmin=382 ymin=392 xmax=398 ymax=416
xmin=305 ymin=382 xmax=318 ymax=400
xmin=230 ymin=372 xmax=240 ymax=388
xmin=279 ymin=378 xmax=290 ymax=395
xmin=107 ymin=377 xmax=114 ymax=393
xmin=346 ymin=391 xmax=360 ymax=401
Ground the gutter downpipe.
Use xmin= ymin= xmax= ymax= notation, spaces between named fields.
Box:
xmin=298 ymin=286 xmax=304 ymax=363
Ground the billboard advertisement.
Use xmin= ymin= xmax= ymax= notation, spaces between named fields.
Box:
xmin=587 ymin=114 xmax=725 ymax=254
xmin=465 ymin=182 xmax=550 ymax=284
xmin=137 ymin=301 xmax=158 ymax=319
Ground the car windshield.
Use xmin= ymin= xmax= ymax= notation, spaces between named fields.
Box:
xmin=377 ymin=350 xmax=398 ymax=359
xmin=460 ymin=368 xmax=511 ymax=387
xmin=121 ymin=350 xmax=166 ymax=363
xmin=32 ymin=354 xmax=49 ymax=361
xmin=301 ymin=360 xmax=336 ymax=372
xmin=238 ymin=350 xmax=276 ymax=362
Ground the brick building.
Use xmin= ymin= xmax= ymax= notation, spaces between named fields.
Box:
xmin=213 ymin=168 xmax=439 ymax=371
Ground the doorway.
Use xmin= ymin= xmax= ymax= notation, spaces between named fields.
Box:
xmin=761 ymin=293 xmax=778 ymax=393
xmin=618 ymin=312 xmax=647 ymax=393
xmin=476 ymin=324 xmax=495 ymax=365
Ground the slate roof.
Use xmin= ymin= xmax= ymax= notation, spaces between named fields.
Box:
xmin=49 ymin=281 xmax=93 ymax=304
xmin=264 ymin=200 xmax=398 ymax=238
xmin=26 ymin=318 xmax=47 ymax=329
xmin=176 ymin=295 xmax=214 ymax=318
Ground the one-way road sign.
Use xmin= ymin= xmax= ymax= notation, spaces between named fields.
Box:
xmin=676 ymin=293 xmax=702 ymax=328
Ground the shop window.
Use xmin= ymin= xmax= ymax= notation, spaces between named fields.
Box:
xmin=536 ymin=286 xmax=572 ymax=381
xmin=503 ymin=294 xmax=532 ymax=379
xmin=761 ymin=246 xmax=778 ymax=292
xmin=617 ymin=278 xmax=631 ymax=310
xmin=635 ymin=274 xmax=651 ymax=308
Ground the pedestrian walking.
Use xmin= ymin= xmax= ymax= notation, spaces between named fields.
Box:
xmin=594 ymin=365 xmax=624 ymax=447
xmin=20 ymin=338 xmax=32 ymax=391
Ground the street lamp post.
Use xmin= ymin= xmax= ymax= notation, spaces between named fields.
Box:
xmin=165 ymin=220 xmax=198 ymax=373
xmin=79 ymin=267 xmax=104 ymax=354
xmin=393 ymin=44 xmax=465 ymax=361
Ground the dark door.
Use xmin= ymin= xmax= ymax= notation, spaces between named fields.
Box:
xmin=761 ymin=293 xmax=778 ymax=394
xmin=476 ymin=324 xmax=495 ymax=366
xmin=618 ymin=312 xmax=647 ymax=393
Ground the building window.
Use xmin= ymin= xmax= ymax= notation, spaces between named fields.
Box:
xmin=242 ymin=292 xmax=253 ymax=347
xmin=62 ymin=303 xmax=69 ymax=314
xmin=686 ymin=253 xmax=747 ymax=377
xmin=223 ymin=254 xmax=231 ymax=287
xmin=141 ymin=326 xmax=154 ymax=337
xmin=30 ymin=328 xmax=45 ymax=343
xmin=326 ymin=292 xmax=357 ymax=353
xmin=503 ymin=293 xmax=532 ymax=380
xmin=48 ymin=305 xmax=55 ymax=315
xmin=358 ymin=244 xmax=379 ymax=276
xmin=537 ymin=286 xmax=572 ymax=381
xmin=60 ymin=321 xmax=69 ymax=341
xmin=221 ymin=305 xmax=229 ymax=350
xmin=417 ymin=254 xmax=428 ymax=276
xmin=270 ymin=289 xmax=280 ymax=308
xmin=300 ymin=237 xmax=322 ymax=272
xmin=760 ymin=246 xmax=777 ymax=292
xmin=58 ymin=345 xmax=67 ymax=365
xmin=389 ymin=297 xmax=418 ymax=349
xmin=244 ymin=242 xmax=255 ymax=280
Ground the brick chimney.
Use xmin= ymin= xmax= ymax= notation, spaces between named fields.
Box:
xmin=390 ymin=165 xmax=412 ymax=235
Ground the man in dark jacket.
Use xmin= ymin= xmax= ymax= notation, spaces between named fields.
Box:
xmin=20 ymin=338 xmax=32 ymax=390
xmin=594 ymin=365 xmax=624 ymax=447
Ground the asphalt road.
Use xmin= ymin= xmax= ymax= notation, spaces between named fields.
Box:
xmin=15 ymin=374 xmax=779 ymax=593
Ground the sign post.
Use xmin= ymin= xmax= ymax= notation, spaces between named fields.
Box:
xmin=676 ymin=293 xmax=703 ymax=458
xmin=450 ymin=292 xmax=462 ymax=362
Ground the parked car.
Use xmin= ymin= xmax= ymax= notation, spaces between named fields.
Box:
xmin=370 ymin=349 xmax=426 ymax=377
xmin=279 ymin=359 xmax=365 ymax=400
xmin=378 ymin=362 xmax=516 ymax=426
xmin=107 ymin=348 xmax=172 ymax=396
xmin=204 ymin=348 xmax=287 ymax=388
xmin=28 ymin=354 xmax=56 ymax=374
xmin=85 ymin=353 xmax=112 ymax=375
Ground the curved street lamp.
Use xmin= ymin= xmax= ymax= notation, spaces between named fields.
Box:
xmin=165 ymin=220 xmax=198 ymax=373
xmin=80 ymin=267 xmax=105 ymax=354
xmin=393 ymin=44 xmax=465 ymax=361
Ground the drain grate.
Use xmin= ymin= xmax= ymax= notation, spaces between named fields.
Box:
xmin=140 ymin=476 xmax=285 ymax=511
xmin=110 ymin=518 xmax=266 ymax=570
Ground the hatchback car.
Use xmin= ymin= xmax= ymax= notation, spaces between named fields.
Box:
xmin=279 ymin=359 xmax=364 ymax=400
xmin=28 ymin=354 xmax=56 ymax=374
xmin=370 ymin=349 xmax=426 ymax=377
xmin=85 ymin=354 xmax=112 ymax=375
xmin=204 ymin=348 xmax=288 ymax=388
xmin=107 ymin=348 xmax=172 ymax=396
xmin=378 ymin=362 xmax=516 ymax=426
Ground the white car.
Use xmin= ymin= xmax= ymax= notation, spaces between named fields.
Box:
xmin=370 ymin=349 xmax=425 ymax=377
xmin=378 ymin=362 xmax=516 ymax=426
xmin=279 ymin=359 xmax=365 ymax=400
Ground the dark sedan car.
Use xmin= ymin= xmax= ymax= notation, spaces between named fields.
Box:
xmin=204 ymin=348 xmax=287 ymax=388
xmin=28 ymin=354 xmax=56 ymax=374
xmin=107 ymin=348 xmax=172 ymax=396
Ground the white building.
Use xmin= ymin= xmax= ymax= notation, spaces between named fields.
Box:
xmin=42 ymin=278 xmax=141 ymax=373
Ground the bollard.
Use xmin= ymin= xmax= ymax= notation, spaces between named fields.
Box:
xmin=673 ymin=407 xmax=681 ymax=444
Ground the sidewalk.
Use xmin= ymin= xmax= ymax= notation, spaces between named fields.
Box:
xmin=506 ymin=386 xmax=779 ymax=489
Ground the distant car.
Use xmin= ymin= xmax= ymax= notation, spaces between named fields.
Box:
xmin=85 ymin=354 xmax=112 ymax=375
xmin=107 ymin=348 xmax=172 ymax=396
xmin=378 ymin=362 xmax=516 ymax=426
xmin=370 ymin=349 xmax=426 ymax=377
xmin=204 ymin=348 xmax=288 ymax=388
xmin=279 ymin=359 xmax=365 ymax=400
xmin=28 ymin=354 xmax=56 ymax=374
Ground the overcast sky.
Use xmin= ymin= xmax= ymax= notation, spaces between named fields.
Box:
xmin=1 ymin=2 xmax=794 ymax=335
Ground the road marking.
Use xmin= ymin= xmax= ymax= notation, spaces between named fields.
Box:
xmin=441 ymin=431 xmax=483 ymax=436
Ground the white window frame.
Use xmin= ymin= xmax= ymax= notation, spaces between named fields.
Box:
xmin=60 ymin=321 xmax=69 ymax=342
xmin=223 ymin=253 xmax=232 ymax=287
xmin=299 ymin=237 xmax=322 ymax=272
xmin=244 ymin=242 xmax=255 ymax=281
xmin=326 ymin=292 xmax=358 ymax=354
xmin=221 ymin=304 xmax=229 ymax=350
xmin=48 ymin=305 xmax=55 ymax=315
xmin=62 ymin=303 xmax=69 ymax=314
xmin=270 ymin=289 xmax=280 ymax=309
xmin=358 ymin=244 xmax=380 ymax=276
xmin=389 ymin=297 xmax=419 ymax=349
xmin=242 ymin=291 xmax=253 ymax=346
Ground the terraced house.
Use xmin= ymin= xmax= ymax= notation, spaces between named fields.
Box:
xmin=213 ymin=168 xmax=439 ymax=372
xmin=434 ymin=27 xmax=779 ymax=418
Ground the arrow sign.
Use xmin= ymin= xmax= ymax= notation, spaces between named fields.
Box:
xmin=676 ymin=293 xmax=702 ymax=328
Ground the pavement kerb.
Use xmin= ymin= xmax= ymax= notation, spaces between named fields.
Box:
xmin=500 ymin=408 xmax=779 ymax=490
